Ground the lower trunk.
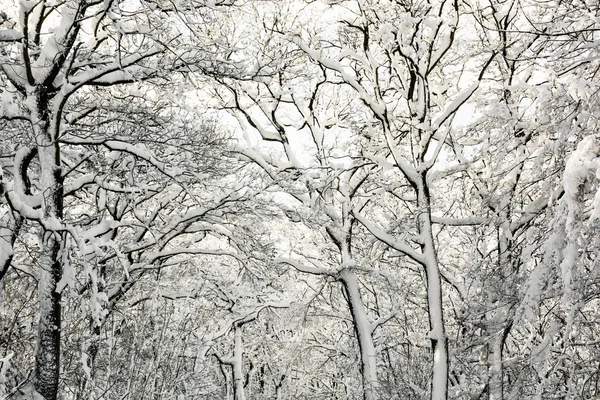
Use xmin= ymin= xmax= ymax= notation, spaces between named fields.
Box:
xmin=34 ymin=144 xmax=64 ymax=400
xmin=220 ymin=364 xmax=232 ymax=400
xmin=340 ymin=269 xmax=378 ymax=400
xmin=275 ymin=375 xmax=284 ymax=400
xmin=427 ymin=270 xmax=448 ymax=400
xmin=417 ymin=175 xmax=448 ymax=400
xmin=33 ymin=234 xmax=62 ymax=400
xmin=488 ymin=224 xmax=514 ymax=400
xmin=232 ymin=325 xmax=246 ymax=400
xmin=488 ymin=319 xmax=511 ymax=400
xmin=489 ymin=334 xmax=504 ymax=400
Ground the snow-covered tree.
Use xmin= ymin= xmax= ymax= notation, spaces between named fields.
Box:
xmin=1 ymin=0 xmax=599 ymax=399
xmin=0 ymin=0 xmax=250 ymax=398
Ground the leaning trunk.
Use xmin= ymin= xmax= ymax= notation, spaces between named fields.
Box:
xmin=339 ymin=269 xmax=378 ymax=400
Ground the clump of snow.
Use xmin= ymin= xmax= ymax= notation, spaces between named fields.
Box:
xmin=81 ymin=351 xmax=92 ymax=380
xmin=83 ymin=263 xmax=108 ymax=327
xmin=0 ymin=90 xmax=19 ymax=118
xmin=377 ymin=23 xmax=396 ymax=44
xmin=560 ymin=242 xmax=576 ymax=306
xmin=563 ymin=135 xmax=600 ymax=227
xmin=558 ymin=135 xmax=600 ymax=327
xmin=56 ymin=244 xmax=75 ymax=293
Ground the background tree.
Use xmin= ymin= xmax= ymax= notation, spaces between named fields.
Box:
xmin=220 ymin=1 xmax=492 ymax=398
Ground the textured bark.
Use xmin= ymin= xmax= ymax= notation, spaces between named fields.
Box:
xmin=34 ymin=236 xmax=62 ymax=400
xmin=31 ymin=90 xmax=64 ymax=400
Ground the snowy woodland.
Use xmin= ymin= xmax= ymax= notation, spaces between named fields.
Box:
xmin=0 ymin=0 xmax=599 ymax=399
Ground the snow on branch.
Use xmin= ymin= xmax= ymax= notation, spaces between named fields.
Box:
xmin=370 ymin=313 xmax=396 ymax=334
xmin=274 ymin=257 xmax=329 ymax=275
xmin=430 ymin=215 xmax=486 ymax=226
xmin=352 ymin=209 xmax=424 ymax=264
xmin=430 ymin=52 xmax=495 ymax=131
xmin=383 ymin=127 xmax=419 ymax=183
xmin=102 ymin=140 xmax=184 ymax=179
xmin=288 ymin=36 xmax=386 ymax=117
xmin=67 ymin=45 xmax=164 ymax=88
xmin=431 ymin=82 xmax=479 ymax=131
xmin=5 ymin=192 xmax=43 ymax=221
xmin=148 ymin=248 xmax=245 ymax=264
xmin=232 ymin=144 xmax=293 ymax=175
xmin=563 ymin=135 xmax=600 ymax=227
xmin=13 ymin=147 xmax=42 ymax=209
xmin=199 ymin=301 xmax=291 ymax=360
xmin=509 ymin=187 xmax=564 ymax=233
xmin=233 ymin=301 xmax=290 ymax=327
xmin=63 ymin=173 xmax=98 ymax=196
xmin=0 ymin=28 xmax=23 ymax=42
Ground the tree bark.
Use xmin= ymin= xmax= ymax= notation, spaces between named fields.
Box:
xmin=31 ymin=89 xmax=64 ymax=400
xmin=489 ymin=332 xmax=505 ymax=400
xmin=416 ymin=173 xmax=448 ymax=400
xmin=232 ymin=324 xmax=246 ymax=400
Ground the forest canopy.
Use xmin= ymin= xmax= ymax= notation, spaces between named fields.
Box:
xmin=1 ymin=0 xmax=599 ymax=399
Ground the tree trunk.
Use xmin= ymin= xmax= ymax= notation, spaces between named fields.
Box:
xmin=489 ymin=332 xmax=505 ymax=400
xmin=417 ymin=174 xmax=448 ymax=400
xmin=34 ymin=240 xmax=62 ymax=400
xmin=487 ymin=201 xmax=518 ymax=400
xmin=339 ymin=269 xmax=378 ymax=400
xmin=232 ymin=325 xmax=246 ymax=400
xmin=31 ymin=90 xmax=64 ymax=400
xmin=275 ymin=375 xmax=284 ymax=400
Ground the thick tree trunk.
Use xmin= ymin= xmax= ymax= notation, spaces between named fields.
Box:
xmin=31 ymin=90 xmax=64 ymax=400
xmin=34 ymin=238 xmax=62 ymax=400
xmin=327 ymin=205 xmax=379 ymax=400
xmin=340 ymin=269 xmax=378 ymax=400
xmin=417 ymin=174 xmax=448 ymax=400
